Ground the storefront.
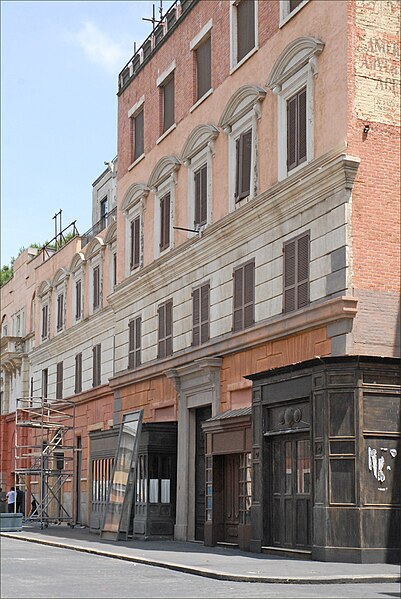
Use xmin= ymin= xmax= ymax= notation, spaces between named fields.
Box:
xmin=247 ymin=356 xmax=400 ymax=563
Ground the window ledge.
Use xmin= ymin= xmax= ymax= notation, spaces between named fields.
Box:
xmin=230 ymin=46 xmax=258 ymax=76
xmin=128 ymin=153 xmax=145 ymax=171
xmin=279 ymin=0 xmax=310 ymax=28
xmin=190 ymin=88 xmax=213 ymax=113
xmin=156 ymin=123 xmax=176 ymax=145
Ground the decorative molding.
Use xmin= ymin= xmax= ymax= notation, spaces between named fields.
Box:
xmin=120 ymin=183 xmax=150 ymax=213
xmin=266 ymin=36 xmax=325 ymax=90
xmin=104 ymin=221 xmax=117 ymax=245
xmin=147 ymin=155 xmax=181 ymax=190
xmin=83 ymin=236 xmax=105 ymax=260
xmin=218 ymin=85 xmax=266 ymax=130
xmin=51 ymin=267 xmax=69 ymax=288
xmin=180 ymin=124 xmax=219 ymax=163
xmin=69 ymin=252 xmax=86 ymax=273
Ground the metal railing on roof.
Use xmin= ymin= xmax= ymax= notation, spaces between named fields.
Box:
xmin=80 ymin=207 xmax=117 ymax=248
xmin=118 ymin=0 xmax=197 ymax=92
xmin=39 ymin=221 xmax=79 ymax=262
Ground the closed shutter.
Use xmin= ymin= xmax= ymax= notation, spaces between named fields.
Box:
xmin=158 ymin=304 xmax=165 ymax=358
xmin=130 ymin=216 xmax=140 ymax=268
xmin=75 ymin=281 xmax=82 ymax=319
xmin=162 ymin=76 xmax=175 ymax=132
xmin=42 ymin=369 xmax=48 ymax=399
xmin=74 ymin=353 xmax=82 ymax=394
xmin=160 ymin=193 xmax=170 ymax=251
xmin=237 ymin=0 xmax=255 ymax=62
xmin=165 ymin=300 xmax=173 ymax=357
xmin=283 ymin=233 xmax=310 ymax=312
xmin=128 ymin=317 xmax=141 ymax=369
xmin=233 ymin=266 xmax=244 ymax=331
xmin=192 ymin=287 xmax=200 ymax=346
xmin=158 ymin=301 xmax=172 ymax=358
xmin=243 ymin=261 xmax=255 ymax=328
xmin=196 ymin=36 xmax=211 ymax=100
xmin=235 ymin=138 xmax=240 ymax=201
xmin=287 ymin=96 xmax=297 ymax=170
xmin=241 ymin=129 xmax=252 ymax=199
xmin=57 ymin=293 xmax=64 ymax=330
xmin=298 ymin=88 xmax=307 ymax=164
xmin=42 ymin=304 xmax=48 ymax=339
xmin=194 ymin=164 xmax=207 ymax=227
xmin=92 ymin=344 xmax=101 ymax=387
xmin=93 ymin=266 xmax=100 ymax=309
xmin=192 ymin=284 xmax=210 ymax=346
xmin=134 ymin=109 xmax=144 ymax=160
xmin=56 ymin=362 xmax=63 ymax=400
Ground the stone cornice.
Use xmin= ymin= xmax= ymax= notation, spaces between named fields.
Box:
xmin=30 ymin=307 xmax=114 ymax=361
xmin=109 ymin=296 xmax=358 ymax=391
xmin=108 ymin=144 xmax=358 ymax=311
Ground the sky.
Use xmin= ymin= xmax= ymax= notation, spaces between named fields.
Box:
xmin=1 ymin=0 xmax=173 ymax=267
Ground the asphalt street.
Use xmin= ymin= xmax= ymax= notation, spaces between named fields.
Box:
xmin=0 ymin=537 xmax=399 ymax=599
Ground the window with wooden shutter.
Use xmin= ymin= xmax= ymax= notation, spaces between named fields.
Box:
xmin=196 ymin=36 xmax=211 ymax=100
xmin=237 ymin=0 xmax=255 ymax=63
xmin=162 ymin=75 xmax=175 ymax=133
xmin=75 ymin=280 xmax=82 ymax=320
xmin=130 ymin=216 xmax=141 ymax=269
xmin=133 ymin=108 xmax=144 ymax=161
xmin=92 ymin=344 xmax=101 ymax=387
xmin=192 ymin=283 xmax=210 ymax=346
xmin=41 ymin=304 xmax=48 ymax=339
xmin=74 ymin=353 xmax=82 ymax=394
xmin=113 ymin=253 xmax=117 ymax=287
xmin=158 ymin=300 xmax=173 ymax=359
xmin=287 ymin=87 xmax=307 ymax=171
xmin=128 ymin=317 xmax=141 ymax=369
xmin=56 ymin=293 xmax=64 ymax=331
xmin=160 ymin=193 xmax=171 ymax=251
xmin=194 ymin=164 xmax=207 ymax=227
xmin=93 ymin=266 xmax=100 ymax=310
xmin=42 ymin=368 xmax=48 ymax=399
xmin=283 ymin=232 xmax=310 ymax=313
xmin=235 ymin=129 xmax=252 ymax=202
xmin=233 ymin=260 xmax=255 ymax=332
xmin=56 ymin=361 xmax=63 ymax=400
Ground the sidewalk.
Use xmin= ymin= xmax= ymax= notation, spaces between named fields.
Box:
xmin=1 ymin=524 xmax=400 ymax=585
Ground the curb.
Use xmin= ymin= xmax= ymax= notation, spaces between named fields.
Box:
xmin=1 ymin=533 xmax=400 ymax=585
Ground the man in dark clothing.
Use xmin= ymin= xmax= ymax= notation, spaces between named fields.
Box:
xmin=16 ymin=489 xmax=24 ymax=515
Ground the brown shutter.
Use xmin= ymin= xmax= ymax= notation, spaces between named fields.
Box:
xmin=194 ymin=169 xmax=201 ymax=227
xmin=165 ymin=300 xmax=173 ymax=356
xmin=57 ymin=294 xmax=63 ymax=330
xmin=42 ymin=304 xmax=48 ymax=339
xmin=162 ymin=75 xmax=175 ymax=132
xmin=160 ymin=193 xmax=170 ymax=251
xmin=235 ymin=137 xmax=240 ymax=201
xmin=192 ymin=287 xmax=200 ymax=346
xmin=240 ymin=129 xmax=252 ymax=199
xmin=237 ymin=0 xmax=255 ymax=62
xmin=42 ymin=368 xmax=48 ymax=398
xmin=287 ymin=96 xmax=297 ymax=170
xmin=135 ymin=317 xmax=141 ymax=367
xmin=75 ymin=353 xmax=82 ymax=394
xmin=56 ymin=362 xmax=63 ymax=399
xmin=200 ymin=283 xmax=210 ymax=343
xmin=113 ymin=253 xmax=117 ymax=286
xmin=158 ymin=304 xmax=165 ymax=358
xmin=283 ymin=240 xmax=296 ymax=313
xmin=128 ymin=320 xmax=136 ymax=369
xmin=75 ymin=281 xmax=81 ymax=319
xmin=297 ymin=234 xmax=309 ymax=308
xmin=93 ymin=344 xmax=101 ymax=387
xmin=131 ymin=216 xmax=140 ymax=268
xmin=200 ymin=164 xmax=207 ymax=224
xmin=196 ymin=36 xmax=211 ymax=100
xmin=243 ymin=261 xmax=255 ymax=328
xmin=93 ymin=266 xmax=100 ymax=309
xmin=298 ymin=88 xmax=307 ymax=164
xmin=233 ymin=267 xmax=244 ymax=331
xmin=134 ymin=109 xmax=144 ymax=160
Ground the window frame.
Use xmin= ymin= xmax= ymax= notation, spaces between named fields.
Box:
xmin=154 ymin=178 xmax=175 ymax=258
xmin=132 ymin=107 xmax=145 ymax=163
xmin=161 ymin=74 xmax=175 ymax=135
xmin=195 ymin=35 xmax=212 ymax=103
xmin=279 ymin=0 xmax=310 ymax=28
xmin=230 ymin=0 xmax=258 ymax=72
xmin=228 ymin=111 xmax=258 ymax=211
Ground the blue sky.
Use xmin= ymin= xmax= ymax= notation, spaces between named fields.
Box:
xmin=1 ymin=0 xmax=173 ymax=266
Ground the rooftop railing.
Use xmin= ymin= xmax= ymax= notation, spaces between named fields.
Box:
xmin=80 ymin=207 xmax=117 ymax=248
xmin=118 ymin=0 xmax=197 ymax=93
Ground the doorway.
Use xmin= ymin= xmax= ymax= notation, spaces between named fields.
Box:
xmin=194 ymin=405 xmax=212 ymax=541
xmin=223 ymin=454 xmax=240 ymax=544
xmin=269 ymin=435 xmax=311 ymax=549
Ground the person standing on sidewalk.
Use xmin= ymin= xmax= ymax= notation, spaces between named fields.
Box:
xmin=0 ymin=487 xmax=7 ymax=513
xmin=6 ymin=486 xmax=16 ymax=513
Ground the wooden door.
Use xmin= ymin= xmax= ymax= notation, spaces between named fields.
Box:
xmin=223 ymin=454 xmax=240 ymax=543
xmin=270 ymin=435 xmax=311 ymax=549
xmin=194 ymin=405 xmax=212 ymax=541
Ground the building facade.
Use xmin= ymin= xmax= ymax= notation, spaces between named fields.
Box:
xmin=1 ymin=0 xmax=399 ymax=562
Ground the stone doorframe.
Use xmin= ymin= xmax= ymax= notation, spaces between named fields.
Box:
xmin=166 ymin=358 xmax=222 ymax=541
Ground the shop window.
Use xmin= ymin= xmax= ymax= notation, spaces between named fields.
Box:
xmin=205 ymin=456 xmax=213 ymax=521
xmin=239 ymin=452 xmax=252 ymax=524
xmin=148 ymin=455 xmax=172 ymax=504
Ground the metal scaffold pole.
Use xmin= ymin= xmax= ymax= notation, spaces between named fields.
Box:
xmin=14 ymin=396 xmax=76 ymax=529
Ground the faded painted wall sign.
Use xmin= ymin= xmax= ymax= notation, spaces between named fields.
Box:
xmin=355 ymin=0 xmax=400 ymax=125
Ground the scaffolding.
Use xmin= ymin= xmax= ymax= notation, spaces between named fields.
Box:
xmin=15 ymin=396 xmax=76 ymax=529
